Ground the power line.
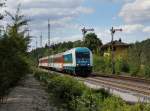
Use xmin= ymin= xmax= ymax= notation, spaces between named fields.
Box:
xmin=36 ymin=37 xmax=38 ymax=49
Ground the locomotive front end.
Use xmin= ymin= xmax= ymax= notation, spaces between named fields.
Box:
xmin=75 ymin=48 xmax=93 ymax=75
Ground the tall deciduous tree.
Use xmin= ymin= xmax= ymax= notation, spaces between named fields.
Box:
xmin=84 ymin=33 xmax=102 ymax=54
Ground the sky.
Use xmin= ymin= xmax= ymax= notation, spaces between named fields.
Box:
xmin=1 ymin=0 xmax=150 ymax=49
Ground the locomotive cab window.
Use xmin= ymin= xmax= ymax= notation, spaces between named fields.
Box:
xmin=76 ymin=52 xmax=90 ymax=59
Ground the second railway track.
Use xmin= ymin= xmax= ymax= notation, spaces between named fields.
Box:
xmin=85 ymin=76 xmax=150 ymax=96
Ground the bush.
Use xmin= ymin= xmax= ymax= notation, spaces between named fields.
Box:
xmin=143 ymin=104 xmax=150 ymax=111
xmin=121 ymin=59 xmax=130 ymax=73
xmin=115 ymin=58 xmax=130 ymax=74
xmin=115 ymin=58 xmax=122 ymax=74
xmin=75 ymin=91 xmax=102 ymax=111
xmin=74 ymin=89 xmax=110 ymax=111
xmin=129 ymin=63 xmax=140 ymax=76
xmin=144 ymin=65 xmax=150 ymax=77
xmin=48 ymin=76 xmax=86 ymax=105
xmin=0 ymin=37 xmax=30 ymax=102
xmin=93 ymin=55 xmax=112 ymax=73
xmin=102 ymin=96 xmax=129 ymax=111
xmin=93 ymin=55 xmax=106 ymax=72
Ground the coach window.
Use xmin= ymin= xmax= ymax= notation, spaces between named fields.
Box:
xmin=64 ymin=54 xmax=73 ymax=63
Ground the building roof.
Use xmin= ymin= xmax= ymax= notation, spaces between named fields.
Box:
xmin=101 ymin=39 xmax=130 ymax=50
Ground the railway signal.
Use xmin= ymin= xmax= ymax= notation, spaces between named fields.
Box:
xmin=110 ymin=27 xmax=123 ymax=74
xmin=81 ymin=27 xmax=94 ymax=41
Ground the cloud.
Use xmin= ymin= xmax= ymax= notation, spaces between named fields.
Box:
xmin=4 ymin=0 xmax=94 ymax=30
xmin=94 ymin=24 xmax=150 ymax=45
xmin=117 ymin=24 xmax=144 ymax=34
xmin=108 ymin=0 xmax=133 ymax=2
xmin=119 ymin=0 xmax=150 ymax=23
xmin=3 ymin=0 xmax=94 ymax=49
xmin=94 ymin=0 xmax=133 ymax=3
xmin=143 ymin=26 xmax=150 ymax=33
xmin=5 ymin=0 xmax=94 ymax=20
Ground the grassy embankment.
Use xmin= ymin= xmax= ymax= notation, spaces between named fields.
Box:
xmin=33 ymin=69 xmax=150 ymax=111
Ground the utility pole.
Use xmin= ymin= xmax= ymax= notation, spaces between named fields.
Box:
xmin=35 ymin=37 xmax=38 ymax=49
xmin=48 ymin=19 xmax=51 ymax=73
xmin=48 ymin=19 xmax=50 ymax=47
xmin=40 ymin=32 xmax=42 ymax=47
xmin=81 ymin=27 xmax=94 ymax=41
xmin=31 ymin=36 xmax=37 ymax=49
xmin=110 ymin=27 xmax=122 ymax=74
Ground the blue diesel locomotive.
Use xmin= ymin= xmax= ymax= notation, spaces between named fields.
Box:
xmin=39 ymin=47 xmax=93 ymax=76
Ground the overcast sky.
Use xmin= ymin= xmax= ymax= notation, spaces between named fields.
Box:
xmin=1 ymin=0 xmax=150 ymax=49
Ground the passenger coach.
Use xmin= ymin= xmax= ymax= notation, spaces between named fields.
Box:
xmin=39 ymin=47 xmax=93 ymax=76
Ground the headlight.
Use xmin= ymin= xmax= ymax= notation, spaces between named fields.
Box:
xmin=77 ymin=64 xmax=79 ymax=66
xmin=88 ymin=64 xmax=90 ymax=66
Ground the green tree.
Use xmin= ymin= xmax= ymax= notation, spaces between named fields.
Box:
xmin=0 ymin=6 xmax=30 ymax=103
xmin=84 ymin=33 xmax=102 ymax=54
xmin=6 ymin=6 xmax=30 ymax=53
xmin=0 ymin=0 xmax=5 ymax=20
xmin=73 ymin=40 xmax=83 ymax=47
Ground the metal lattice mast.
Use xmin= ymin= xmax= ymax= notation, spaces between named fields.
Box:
xmin=36 ymin=37 xmax=38 ymax=49
xmin=40 ymin=32 xmax=42 ymax=47
xmin=48 ymin=19 xmax=50 ymax=47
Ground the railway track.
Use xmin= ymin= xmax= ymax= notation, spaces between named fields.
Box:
xmin=92 ymin=72 xmax=150 ymax=84
xmin=40 ymin=68 xmax=150 ymax=97
xmin=85 ymin=75 xmax=150 ymax=96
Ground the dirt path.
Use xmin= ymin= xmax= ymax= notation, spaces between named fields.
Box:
xmin=0 ymin=74 xmax=53 ymax=111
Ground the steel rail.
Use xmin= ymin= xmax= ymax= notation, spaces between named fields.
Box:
xmin=86 ymin=77 xmax=150 ymax=96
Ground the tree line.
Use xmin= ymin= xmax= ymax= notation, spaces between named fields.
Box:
xmin=30 ymin=33 xmax=102 ymax=64
xmin=30 ymin=33 xmax=150 ymax=78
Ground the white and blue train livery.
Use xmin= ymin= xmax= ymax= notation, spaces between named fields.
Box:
xmin=39 ymin=47 xmax=93 ymax=76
